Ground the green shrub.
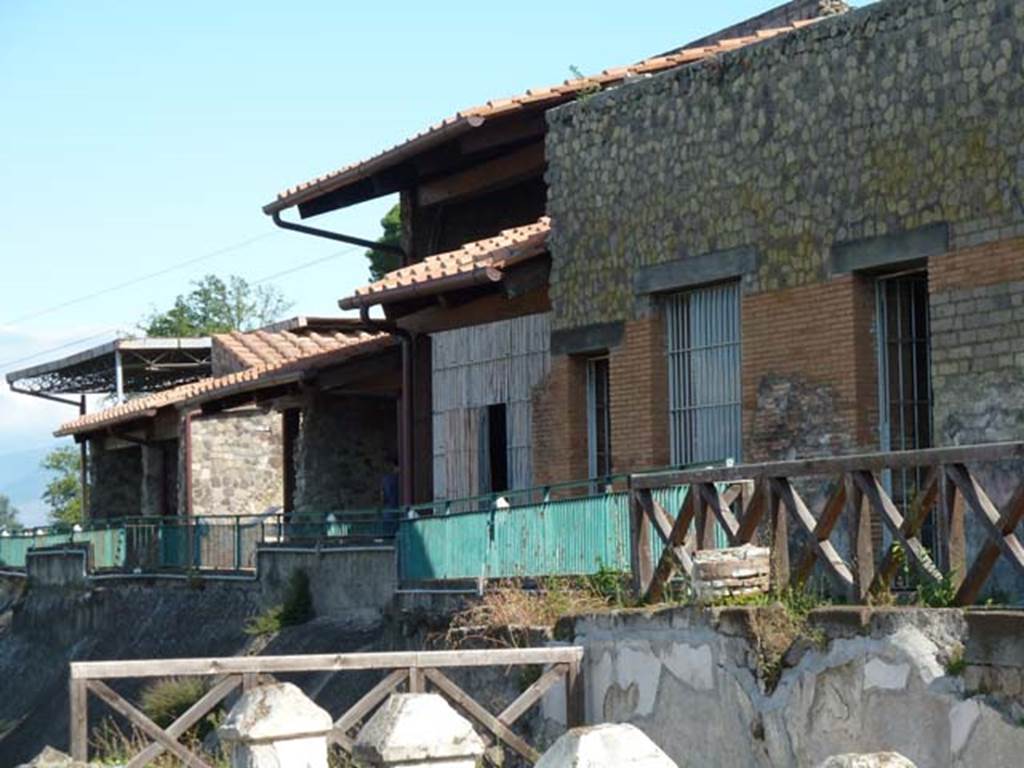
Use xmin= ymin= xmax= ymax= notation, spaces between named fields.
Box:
xmin=245 ymin=569 xmax=314 ymax=637
xmin=139 ymin=677 xmax=221 ymax=740
xmin=280 ymin=569 xmax=314 ymax=626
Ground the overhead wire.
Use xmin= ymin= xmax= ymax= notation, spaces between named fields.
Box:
xmin=1 ymin=231 xmax=281 ymax=328
xmin=1 ymin=242 xmax=367 ymax=376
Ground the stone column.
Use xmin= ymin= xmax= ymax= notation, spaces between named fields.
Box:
xmin=218 ymin=682 xmax=333 ymax=768
xmin=140 ymin=443 xmax=165 ymax=518
xmin=353 ymin=693 xmax=485 ymax=767
xmin=535 ymin=723 xmax=678 ymax=767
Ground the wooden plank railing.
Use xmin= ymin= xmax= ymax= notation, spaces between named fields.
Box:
xmin=69 ymin=647 xmax=584 ymax=766
xmin=628 ymin=441 xmax=1024 ymax=605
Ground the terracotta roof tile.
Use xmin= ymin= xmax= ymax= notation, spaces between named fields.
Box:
xmin=339 ymin=217 xmax=550 ymax=310
xmin=265 ymin=22 xmax=821 ymax=215
xmin=56 ymin=331 xmax=393 ymax=437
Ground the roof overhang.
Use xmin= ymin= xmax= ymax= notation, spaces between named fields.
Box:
xmin=7 ymin=337 xmax=212 ymax=396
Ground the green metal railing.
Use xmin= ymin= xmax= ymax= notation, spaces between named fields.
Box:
xmin=0 ymin=510 xmax=396 ymax=574
xmin=397 ymin=478 xmax=706 ymax=582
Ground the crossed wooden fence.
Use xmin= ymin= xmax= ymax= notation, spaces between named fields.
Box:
xmin=628 ymin=442 xmax=1024 ymax=605
xmin=69 ymin=647 xmax=583 ymax=767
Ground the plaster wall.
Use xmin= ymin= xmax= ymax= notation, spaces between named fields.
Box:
xmin=568 ymin=606 xmax=1024 ymax=768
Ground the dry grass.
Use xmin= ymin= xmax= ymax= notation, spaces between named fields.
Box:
xmin=445 ymin=578 xmax=612 ymax=648
xmin=90 ymin=718 xmax=229 ymax=767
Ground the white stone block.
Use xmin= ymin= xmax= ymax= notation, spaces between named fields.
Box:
xmin=353 ymin=693 xmax=485 ymax=767
xmin=816 ymin=753 xmax=917 ymax=768
xmin=535 ymin=723 xmax=678 ymax=767
xmin=218 ymin=682 xmax=333 ymax=768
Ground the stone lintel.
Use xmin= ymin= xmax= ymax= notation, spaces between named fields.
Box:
xmin=551 ymin=321 xmax=625 ymax=355
xmin=830 ymin=223 xmax=949 ymax=275
xmin=633 ymin=246 xmax=757 ymax=296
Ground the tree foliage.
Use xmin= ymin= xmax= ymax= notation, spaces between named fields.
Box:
xmin=365 ymin=204 xmax=403 ymax=281
xmin=0 ymin=494 xmax=22 ymax=532
xmin=141 ymin=274 xmax=292 ymax=337
xmin=41 ymin=446 xmax=83 ymax=526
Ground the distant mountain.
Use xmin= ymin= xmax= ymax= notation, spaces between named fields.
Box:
xmin=0 ymin=444 xmax=56 ymax=527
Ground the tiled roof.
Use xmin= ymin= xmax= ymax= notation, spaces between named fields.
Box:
xmin=56 ymin=331 xmax=393 ymax=437
xmin=339 ymin=217 xmax=550 ymax=309
xmin=264 ymin=21 xmax=821 ymax=215
xmin=215 ymin=328 xmax=374 ymax=370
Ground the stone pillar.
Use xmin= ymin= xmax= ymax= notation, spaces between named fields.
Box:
xmin=140 ymin=443 xmax=165 ymax=518
xmin=535 ymin=723 xmax=678 ymax=767
xmin=353 ymin=693 xmax=485 ymax=767
xmin=218 ymin=682 xmax=333 ymax=768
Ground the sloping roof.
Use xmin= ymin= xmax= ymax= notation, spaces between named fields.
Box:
xmin=214 ymin=328 xmax=375 ymax=370
xmin=264 ymin=21 xmax=821 ymax=216
xmin=339 ymin=217 xmax=550 ymax=310
xmin=56 ymin=331 xmax=394 ymax=437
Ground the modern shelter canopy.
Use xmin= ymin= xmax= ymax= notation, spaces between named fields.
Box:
xmin=6 ymin=338 xmax=212 ymax=398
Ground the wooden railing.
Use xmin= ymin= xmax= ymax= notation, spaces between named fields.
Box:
xmin=70 ymin=647 xmax=583 ymax=766
xmin=628 ymin=442 xmax=1024 ymax=605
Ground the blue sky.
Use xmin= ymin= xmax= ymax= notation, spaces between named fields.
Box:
xmin=0 ymin=1 xmax=863 ymax=524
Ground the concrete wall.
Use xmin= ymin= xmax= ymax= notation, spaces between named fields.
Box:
xmin=569 ymin=606 xmax=1024 ymax=768
xmin=187 ymin=408 xmax=284 ymax=517
xmin=25 ymin=548 xmax=88 ymax=588
xmin=294 ymin=394 xmax=398 ymax=515
xmin=256 ymin=546 xmax=397 ymax=621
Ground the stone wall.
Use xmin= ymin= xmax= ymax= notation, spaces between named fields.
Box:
xmin=188 ymin=408 xmax=283 ymax=517
xmin=545 ymin=0 xmax=1024 ymax=466
xmin=683 ymin=0 xmax=850 ymax=48
xmin=569 ymin=606 xmax=1024 ymax=768
xmin=547 ymin=0 xmax=1024 ymax=330
xmin=294 ymin=394 xmax=397 ymax=515
xmin=88 ymin=443 xmax=142 ymax=519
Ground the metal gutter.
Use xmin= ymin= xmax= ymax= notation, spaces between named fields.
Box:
xmin=339 ymin=265 xmax=503 ymax=310
xmin=270 ymin=211 xmax=405 ymax=256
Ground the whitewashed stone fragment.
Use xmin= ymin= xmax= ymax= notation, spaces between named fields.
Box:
xmin=353 ymin=693 xmax=485 ymax=767
xmin=535 ymin=723 xmax=678 ymax=767
xmin=816 ymin=753 xmax=917 ymax=768
xmin=692 ymin=546 xmax=770 ymax=601
xmin=218 ymin=682 xmax=333 ymax=768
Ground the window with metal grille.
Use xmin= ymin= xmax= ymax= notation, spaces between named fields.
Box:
xmin=665 ymin=281 xmax=742 ymax=467
xmin=876 ymin=270 xmax=934 ymax=551
xmin=586 ymin=356 xmax=612 ymax=480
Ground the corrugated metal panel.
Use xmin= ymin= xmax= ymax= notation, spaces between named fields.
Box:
xmin=398 ymin=491 xmax=633 ymax=582
xmin=0 ymin=527 xmax=125 ymax=569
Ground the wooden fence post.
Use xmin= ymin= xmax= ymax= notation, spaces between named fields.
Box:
xmin=848 ymin=473 xmax=874 ymax=601
xmin=628 ymin=479 xmax=653 ymax=597
xmin=941 ymin=466 xmax=966 ymax=589
xmin=70 ymin=676 xmax=88 ymax=762
xmin=565 ymin=658 xmax=584 ymax=727
xmin=768 ymin=480 xmax=789 ymax=591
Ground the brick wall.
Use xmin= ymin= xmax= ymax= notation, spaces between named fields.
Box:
xmin=609 ymin=317 xmax=670 ymax=473
xmin=743 ymin=276 xmax=878 ymax=461
xmin=531 ymin=355 xmax=588 ymax=486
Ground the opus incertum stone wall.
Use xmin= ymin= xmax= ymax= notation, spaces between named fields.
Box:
xmin=545 ymin=0 xmax=1024 ymax=331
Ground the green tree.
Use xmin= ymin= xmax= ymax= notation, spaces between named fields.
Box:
xmin=0 ymin=494 xmax=22 ymax=532
xmin=142 ymin=274 xmax=292 ymax=337
xmin=41 ymin=446 xmax=83 ymax=526
xmin=365 ymin=204 xmax=403 ymax=281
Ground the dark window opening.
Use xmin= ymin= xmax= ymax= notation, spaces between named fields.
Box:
xmin=482 ymin=403 xmax=509 ymax=494
xmin=587 ymin=356 xmax=612 ymax=481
